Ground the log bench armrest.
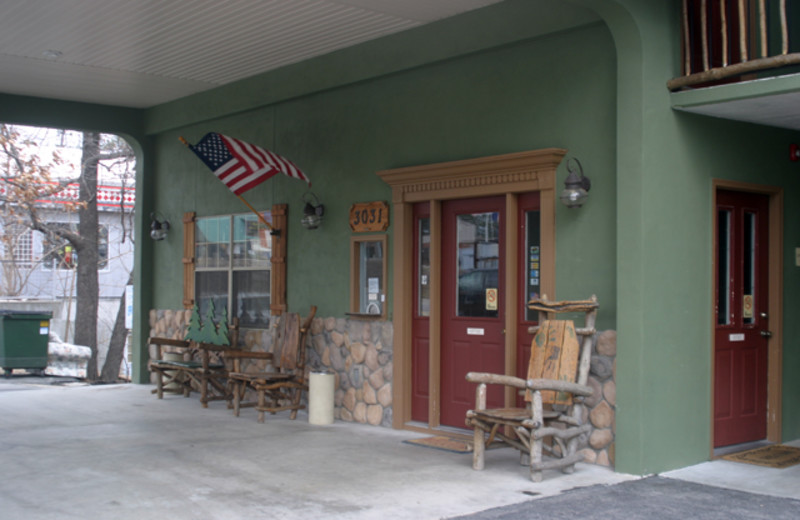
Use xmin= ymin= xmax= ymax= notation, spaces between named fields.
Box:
xmin=148 ymin=337 xmax=193 ymax=363
xmin=148 ymin=337 xmax=191 ymax=348
xmin=225 ymin=350 xmax=275 ymax=374
xmin=465 ymin=372 xmax=592 ymax=398
xmin=527 ymin=378 xmax=593 ymax=398
xmin=223 ymin=350 xmax=274 ymax=360
xmin=466 ymin=372 xmax=527 ymax=389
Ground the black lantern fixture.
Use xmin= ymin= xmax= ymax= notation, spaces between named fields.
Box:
xmin=559 ymin=158 xmax=591 ymax=208
xmin=301 ymin=192 xmax=324 ymax=230
xmin=150 ymin=213 xmax=170 ymax=241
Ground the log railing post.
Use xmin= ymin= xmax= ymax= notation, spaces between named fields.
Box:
xmin=472 ymin=383 xmax=487 ymax=470
xmin=671 ymin=0 xmax=798 ymax=90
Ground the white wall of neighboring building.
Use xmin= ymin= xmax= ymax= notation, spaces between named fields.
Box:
xmin=8 ymin=208 xmax=135 ymax=300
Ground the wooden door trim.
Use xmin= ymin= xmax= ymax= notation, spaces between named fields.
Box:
xmin=504 ymin=193 xmax=519 ymax=408
xmin=428 ymin=200 xmax=442 ymax=428
xmin=711 ymin=179 xmax=783 ymax=455
xmin=379 ymin=148 xmax=565 ymax=429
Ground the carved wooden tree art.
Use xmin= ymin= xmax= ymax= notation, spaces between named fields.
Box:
xmin=184 ymin=302 xmax=230 ymax=346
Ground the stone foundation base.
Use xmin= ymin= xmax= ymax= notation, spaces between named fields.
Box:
xmin=148 ymin=309 xmax=615 ymax=466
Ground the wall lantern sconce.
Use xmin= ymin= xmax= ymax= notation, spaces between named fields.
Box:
xmin=150 ymin=213 xmax=170 ymax=241
xmin=559 ymin=158 xmax=591 ymax=208
xmin=301 ymin=192 xmax=325 ymax=230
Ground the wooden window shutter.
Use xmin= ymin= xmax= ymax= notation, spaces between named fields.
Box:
xmin=182 ymin=211 xmax=196 ymax=309
xmin=270 ymin=204 xmax=287 ymax=315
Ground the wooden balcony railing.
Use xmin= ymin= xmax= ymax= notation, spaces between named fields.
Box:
xmin=668 ymin=0 xmax=800 ymax=90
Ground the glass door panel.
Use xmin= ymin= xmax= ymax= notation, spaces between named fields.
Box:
xmin=456 ymin=211 xmax=499 ymax=318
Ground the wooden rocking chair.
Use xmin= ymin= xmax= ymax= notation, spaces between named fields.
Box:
xmin=228 ymin=306 xmax=317 ymax=422
xmin=148 ymin=319 xmax=240 ymax=408
xmin=465 ymin=295 xmax=598 ymax=482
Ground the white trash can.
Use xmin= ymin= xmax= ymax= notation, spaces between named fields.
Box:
xmin=309 ymin=371 xmax=335 ymax=425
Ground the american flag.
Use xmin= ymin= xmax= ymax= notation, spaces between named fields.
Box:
xmin=188 ymin=133 xmax=310 ymax=195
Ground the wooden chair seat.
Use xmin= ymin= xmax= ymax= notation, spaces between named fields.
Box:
xmin=227 ymin=371 xmax=294 ymax=382
xmin=465 ymin=295 xmax=598 ymax=482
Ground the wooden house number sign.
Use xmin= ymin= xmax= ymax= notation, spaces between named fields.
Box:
xmin=350 ymin=201 xmax=389 ymax=232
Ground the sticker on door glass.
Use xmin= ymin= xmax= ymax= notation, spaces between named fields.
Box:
xmin=742 ymin=294 xmax=754 ymax=319
xmin=485 ymin=288 xmax=498 ymax=311
xmin=368 ymin=277 xmax=379 ymax=294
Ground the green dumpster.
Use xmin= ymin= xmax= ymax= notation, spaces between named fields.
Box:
xmin=0 ymin=311 xmax=52 ymax=377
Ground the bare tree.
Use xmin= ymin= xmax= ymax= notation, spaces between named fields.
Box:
xmin=0 ymin=124 xmax=135 ymax=381
xmin=101 ymin=272 xmax=133 ymax=382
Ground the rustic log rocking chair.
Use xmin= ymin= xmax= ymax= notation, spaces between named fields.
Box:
xmin=147 ymin=319 xmax=240 ymax=408
xmin=228 ymin=306 xmax=317 ymax=422
xmin=465 ymin=295 xmax=598 ymax=482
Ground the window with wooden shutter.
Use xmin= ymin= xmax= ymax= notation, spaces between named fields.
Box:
xmin=182 ymin=204 xmax=287 ymax=327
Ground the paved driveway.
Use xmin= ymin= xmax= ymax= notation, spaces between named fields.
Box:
xmin=0 ymin=380 xmax=633 ymax=519
xmin=453 ymin=476 xmax=800 ymax=519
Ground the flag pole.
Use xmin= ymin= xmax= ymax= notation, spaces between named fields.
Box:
xmin=179 ymin=136 xmax=276 ymax=234
xmin=235 ymin=193 xmax=275 ymax=232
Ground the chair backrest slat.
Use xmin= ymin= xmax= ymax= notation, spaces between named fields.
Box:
xmin=277 ymin=313 xmax=301 ymax=371
xmin=527 ymin=320 xmax=580 ymax=405
xmin=524 ymin=295 xmax=598 ymax=405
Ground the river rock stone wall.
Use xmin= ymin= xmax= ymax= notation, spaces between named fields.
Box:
xmin=580 ymin=330 xmax=617 ymax=467
xmin=146 ymin=310 xmax=393 ymax=428
xmin=147 ymin=309 xmax=191 ymax=384
xmin=305 ymin=317 xmax=394 ymax=427
xmin=147 ymin=310 xmax=614 ymax=467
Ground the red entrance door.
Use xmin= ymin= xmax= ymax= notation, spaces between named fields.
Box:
xmin=714 ymin=189 xmax=769 ymax=447
xmin=440 ymin=196 xmax=505 ymax=428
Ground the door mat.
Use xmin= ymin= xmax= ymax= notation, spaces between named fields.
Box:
xmin=403 ymin=436 xmax=473 ymax=454
xmin=721 ymin=444 xmax=800 ymax=468
xmin=403 ymin=436 xmax=506 ymax=454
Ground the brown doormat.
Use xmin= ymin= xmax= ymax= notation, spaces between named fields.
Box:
xmin=721 ymin=444 xmax=800 ymax=468
xmin=404 ymin=436 xmax=473 ymax=453
xmin=404 ymin=436 xmax=506 ymax=454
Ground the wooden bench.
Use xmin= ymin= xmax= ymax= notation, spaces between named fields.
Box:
xmin=148 ymin=337 xmax=233 ymax=407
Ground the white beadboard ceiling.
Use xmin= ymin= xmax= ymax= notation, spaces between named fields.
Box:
xmin=0 ymin=0 xmax=504 ymax=108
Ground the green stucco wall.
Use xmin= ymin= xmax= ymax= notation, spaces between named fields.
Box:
xmin=147 ymin=16 xmax=619 ymax=329
xmin=588 ymin=0 xmax=800 ymax=474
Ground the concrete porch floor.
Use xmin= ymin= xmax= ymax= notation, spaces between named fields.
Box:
xmin=0 ymin=379 xmax=798 ymax=519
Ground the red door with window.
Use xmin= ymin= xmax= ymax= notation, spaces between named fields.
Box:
xmin=440 ymin=196 xmax=505 ymax=428
xmin=714 ymin=189 xmax=769 ymax=447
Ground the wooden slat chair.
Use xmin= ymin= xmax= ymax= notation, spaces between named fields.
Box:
xmin=148 ymin=319 xmax=240 ymax=408
xmin=228 ymin=306 xmax=317 ymax=422
xmin=465 ymin=295 xmax=598 ymax=482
